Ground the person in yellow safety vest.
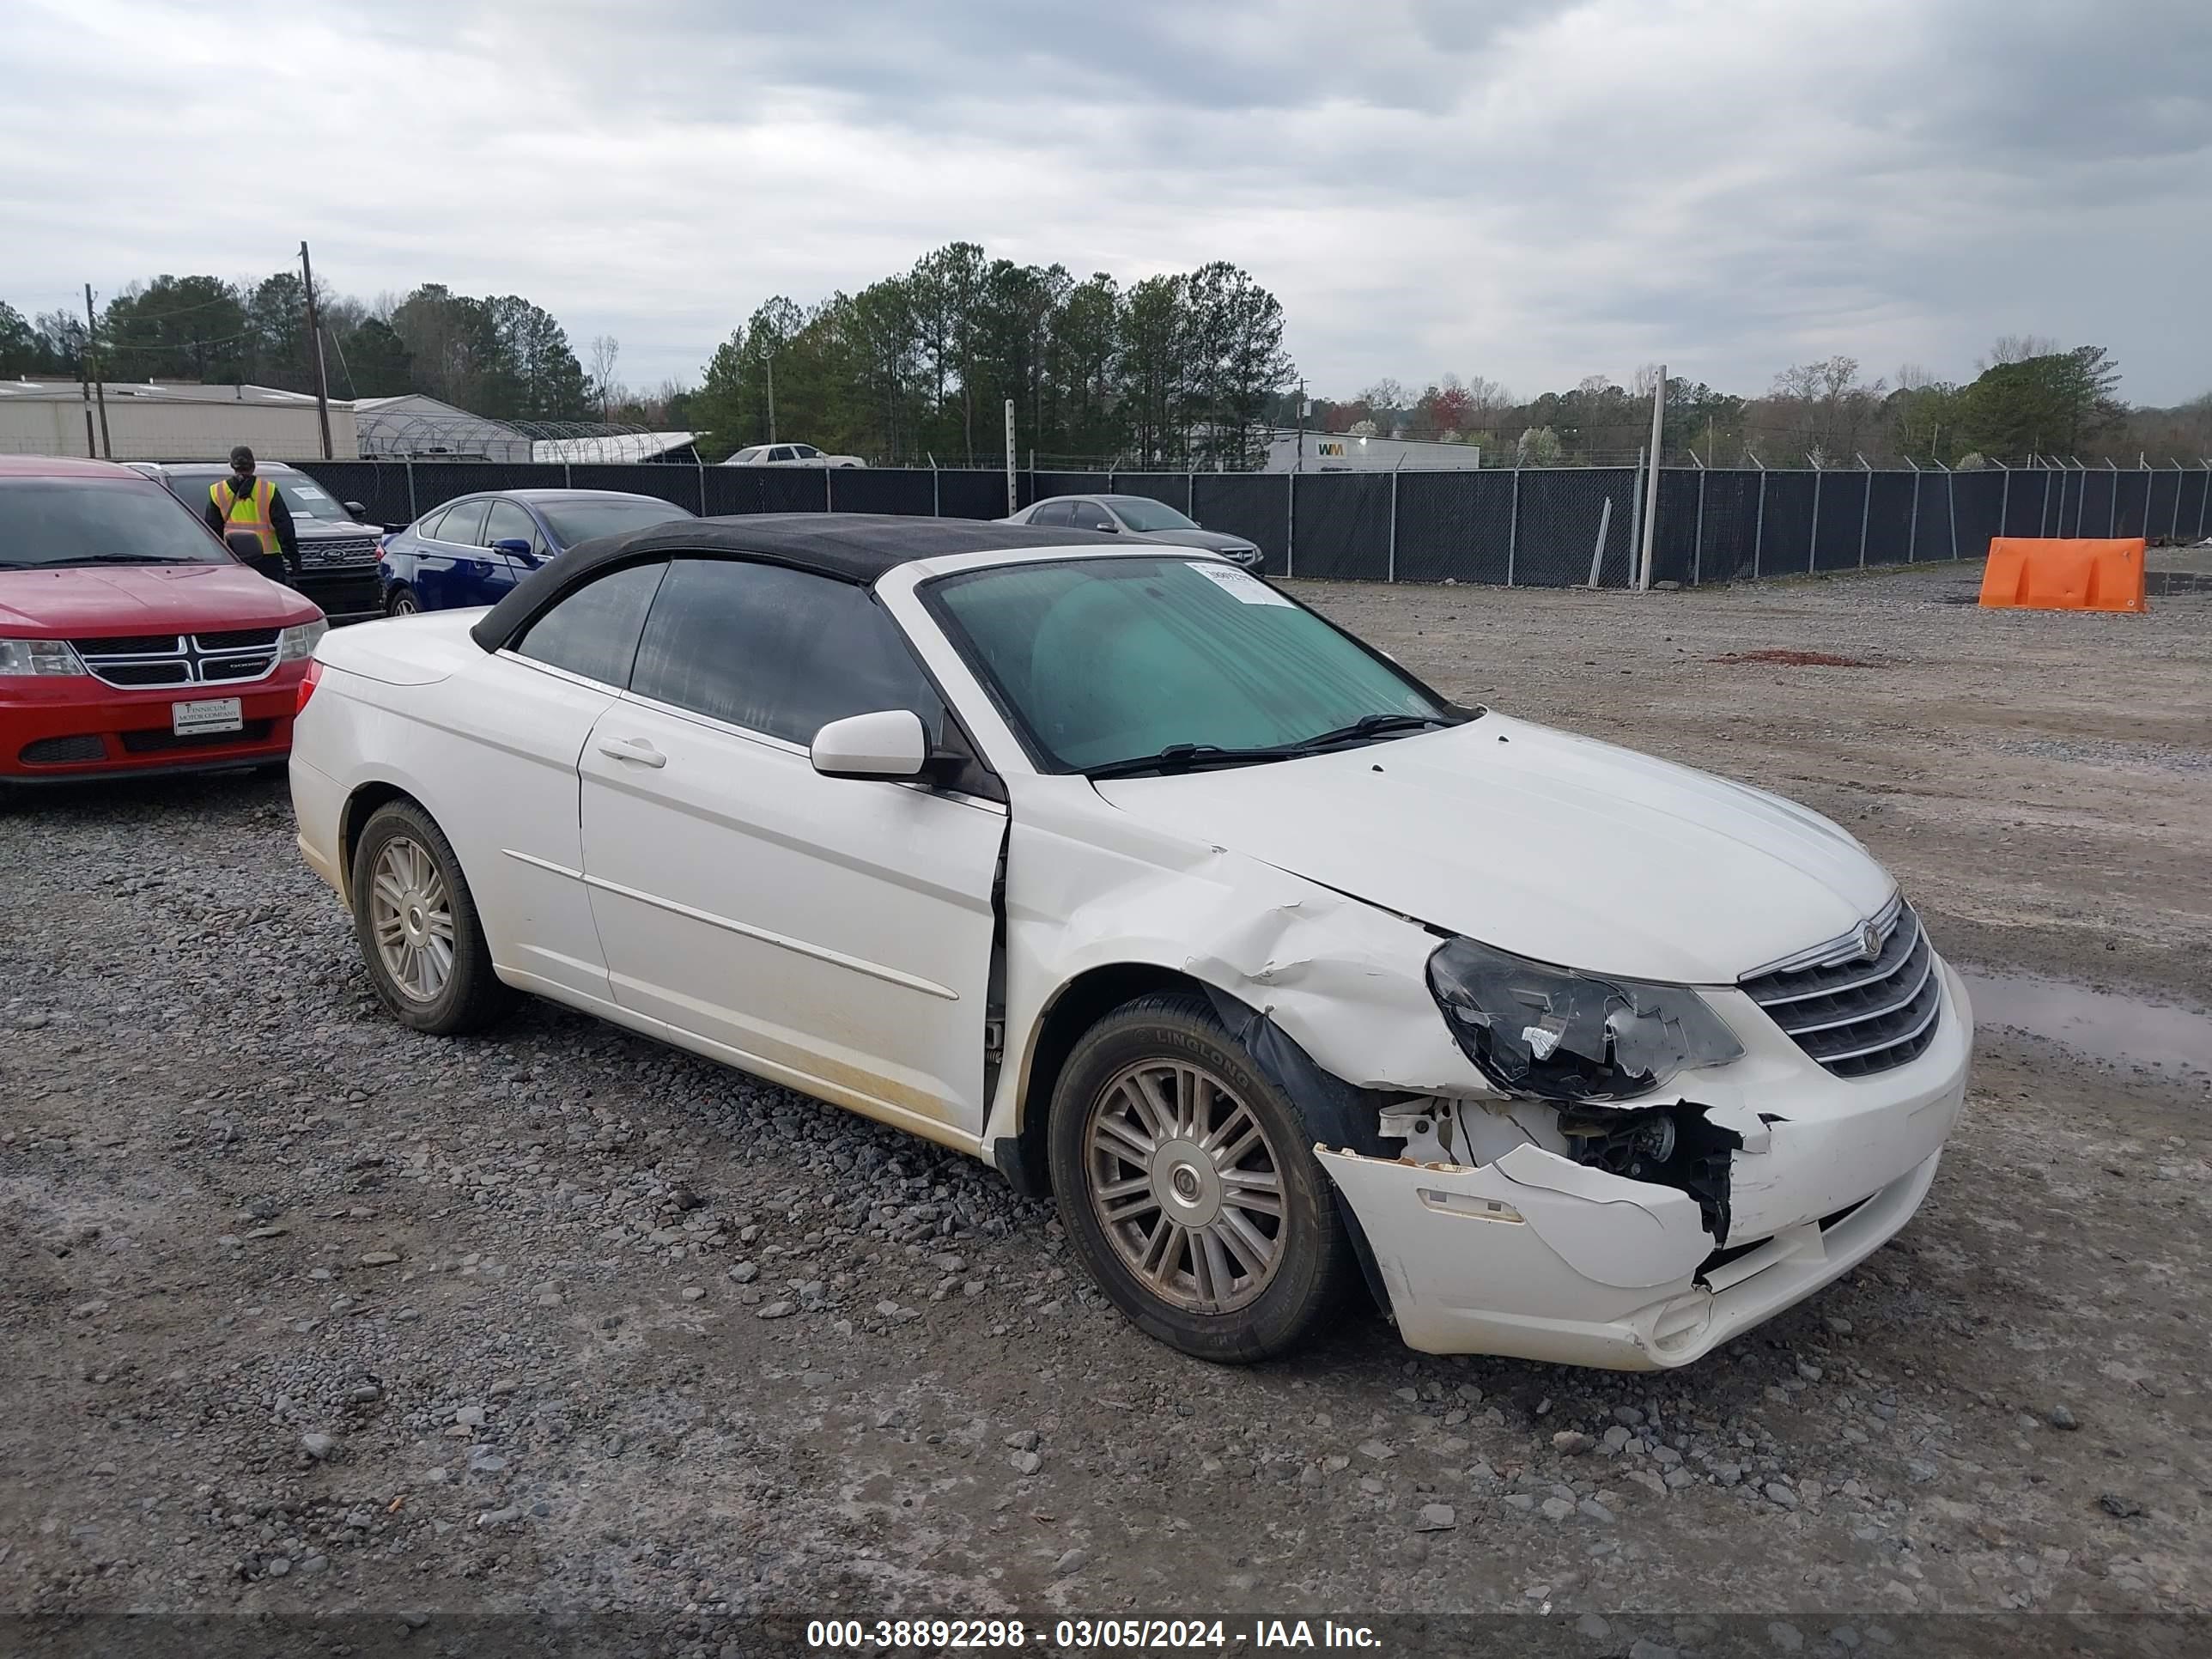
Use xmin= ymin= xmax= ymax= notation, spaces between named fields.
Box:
xmin=203 ymin=445 xmax=301 ymax=586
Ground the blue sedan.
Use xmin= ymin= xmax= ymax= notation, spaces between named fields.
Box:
xmin=376 ymin=489 xmax=696 ymax=615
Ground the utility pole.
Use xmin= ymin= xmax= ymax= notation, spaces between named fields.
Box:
xmin=75 ymin=301 xmax=96 ymax=458
xmin=765 ymin=354 xmax=777 ymax=443
xmin=1004 ymin=399 xmax=1018 ymax=517
xmin=300 ymin=242 xmax=333 ymax=460
xmin=83 ymin=284 xmax=112 ymax=459
xmin=1637 ymin=362 xmax=1665 ymax=591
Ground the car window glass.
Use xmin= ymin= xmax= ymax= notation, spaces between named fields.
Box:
xmin=483 ymin=501 xmax=538 ymax=551
xmin=769 ymin=447 xmax=793 ymax=462
xmin=793 ymin=444 xmax=819 ymax=458
xmin=414 ymin=505 xmax=448 ymax=539
xmin=1030 ymin=500 xmax=1073 ymax=527
xmin=514 ymin=561 xmax=668 ymax=686
xmin=930 ymin=556 xmax=1443 ymax=772
xmin=437 ymin=500 xmax=488 ymax=545
xmin=630 ymin=558 xmax=945 ymax=747
xmin=1076 ymin=501 xmax=1116 ymax=531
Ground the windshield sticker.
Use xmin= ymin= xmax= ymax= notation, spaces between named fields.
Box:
xmin=1187 ymin=562 xmax=1292 ymax=606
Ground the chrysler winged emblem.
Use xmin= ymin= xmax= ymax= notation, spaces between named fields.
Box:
xmin=1858 ymin=921 xmax=1885 ymax=961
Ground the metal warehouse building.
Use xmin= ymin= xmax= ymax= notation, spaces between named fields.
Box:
xmin=0 ymin=379 xmax=359 ymax=461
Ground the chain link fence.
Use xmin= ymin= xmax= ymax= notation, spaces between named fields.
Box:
xmin=292 ymin=458 xmax=2212 ymax=588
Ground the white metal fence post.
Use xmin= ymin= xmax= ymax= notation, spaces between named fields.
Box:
xmin=824 ymin=462 xmax=835 ymax=514
xmin=1998 ymin=464 xmax=2011 ymax=539
xmin=1859 ymin=461 xmax=1873 ymax=568
xmin=1285 ymin=471 xmax=1296 ymax=578
xmin=1692 ymin=466 xmax=1707 ymax=586
xmin=1637 ymin=365 xmax=1664 ymax=590
xmin=1626 ymin=447 xmax=1644 ymax=589
xmin=2200 ymin=461 xmax=2210 ymax=540
xmin=1907 ymin=467 xmax=1922 ymax=562
xmin=1003 ymin=400 xmax=1017 ymax=517
xmin=2172 ymin=462 xmax=2185 ymax=542
xmin=1505 ymin=467 xmax=1520 ymax=586
xmin=1387 ymin=459 xmax=1401 ymax=582
xmin=1753 ymin=465 xmax=1767 ymax=577
xmin=2106 ymin=462 xmax=2118 ymax=538
xmin=696 ymin=453 xmax=708 ymax=515
xmin=933 ymin=459 xmax=940 ymax=518
xmin=404 ymin=457 xmax=416 ymax=520
xmin=1946 ymin=468 xmax=1959 ymax=560
xmin=564 ymin=463 xmax=572 ymax=489
xmin=1808 ymin=463 xmax=1822 ymax=573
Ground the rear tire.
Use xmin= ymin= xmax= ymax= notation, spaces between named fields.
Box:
xmin=1047 ymin=993 xmax=1357 ymax=1363
xmin=386 ymin=585 xmax=419 ymax=617
xmin=349 ymin=799 xmax=508 ymax=1034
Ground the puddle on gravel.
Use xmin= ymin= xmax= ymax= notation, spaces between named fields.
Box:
xmin=1962 ymin=971 xmax=2212 ymax=1076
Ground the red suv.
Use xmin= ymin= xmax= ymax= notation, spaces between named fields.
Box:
xmin=1 ymin=455 xmax=326 ymax=787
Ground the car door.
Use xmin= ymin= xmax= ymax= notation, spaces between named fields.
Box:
xmin=416 ymin=497 xmax=487 ymax=610
xmin=1030 ymin=500 xmax=1073 ymax=528
xmin=1074 ymin=500 xmax=1120 ymax=533
xmin=461 ymin=556 xmax=671 ymax=1004
xmin=479 ymin=499 xmax=542 ymax=599
xmin=577 ymin=556 xmax=1006 ymax=1140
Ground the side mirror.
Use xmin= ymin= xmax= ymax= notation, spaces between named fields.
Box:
xmin=811 ymin=708 xmax=957 ymax=784
xmin=1091 ymin=520 xmax=1117 ymax=532
xmin=343 ymin=501 xmax=368 ymax=518
xmin=490 ymin=538 xmax=537 ymax=563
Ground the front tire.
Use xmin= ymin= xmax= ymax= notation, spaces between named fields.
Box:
xmin=1048 ymin=993 xmax=1358 ymax=1363
xmin=349 ymin=799 xmax=508 ymax=1034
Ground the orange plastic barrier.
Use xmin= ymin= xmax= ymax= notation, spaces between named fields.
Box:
xmin=1979 ymin=538 xmax=2147 ymax=613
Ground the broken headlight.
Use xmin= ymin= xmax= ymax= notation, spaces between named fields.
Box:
xmin=1426 ymin=938 xmax=1743 ymax=1103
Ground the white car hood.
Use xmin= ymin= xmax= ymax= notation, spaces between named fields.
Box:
xmin=1091 ymin=713 xmax=1893 ymax=985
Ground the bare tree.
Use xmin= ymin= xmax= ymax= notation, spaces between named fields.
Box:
xmin=1979 ymin=334 xmax=2059 ymax=372
xmin=588 ymin=334 xmax=621 ymax=422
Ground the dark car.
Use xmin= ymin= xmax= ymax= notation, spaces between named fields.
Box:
xmin=376 ymin=489 xmax=697 ymax=614
xmin=130 ymin=460 xmax=384 ymax=623
xmin=1001 ymin=494 xmax=1263 ymax=569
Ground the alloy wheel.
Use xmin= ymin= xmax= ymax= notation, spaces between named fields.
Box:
xmin=367 ymin=836 xmax=454 ymax=1004
xmin=1084 ymin=1058 xmax=1288 ymax=1314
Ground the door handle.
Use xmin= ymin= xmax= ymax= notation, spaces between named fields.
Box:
xmin=597 ymin=737 xmax=666 ymax=769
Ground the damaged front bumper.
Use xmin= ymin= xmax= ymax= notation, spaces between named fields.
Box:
xmin=1316 ymin=959 xmax=1972 ymax=1370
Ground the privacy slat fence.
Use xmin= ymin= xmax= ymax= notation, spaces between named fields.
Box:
xmin=297 ymin=459 xmax=2212 ymax=590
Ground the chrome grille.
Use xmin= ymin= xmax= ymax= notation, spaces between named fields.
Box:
xmin=301 ymin=534 xmax=380 ymax=569
xmin=70 ymin=631 xmax=281 ymax=690
xmin=1740 ymin=898 xmax=1942 ymax=1079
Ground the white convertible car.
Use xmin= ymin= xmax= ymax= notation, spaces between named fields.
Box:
xmin=290 ymin=514 xmax=1971 ymax=1369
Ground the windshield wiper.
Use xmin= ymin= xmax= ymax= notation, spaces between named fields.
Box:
xmin=52 ymin=554 xmax=200 ymax=566
xmin=1284 ymin=711 xmax=1453 ymax=752
xmin=1082 ymin=743 xmax=1297 ymax=781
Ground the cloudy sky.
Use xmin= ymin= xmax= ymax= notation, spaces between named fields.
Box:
xmin=8 ymin=0 xmax=2209 ymax=404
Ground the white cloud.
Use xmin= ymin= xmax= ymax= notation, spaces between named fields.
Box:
xmin=6 ymin=0 xmax=2207 ymax=403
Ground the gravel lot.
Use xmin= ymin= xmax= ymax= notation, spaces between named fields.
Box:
xmin=3 ymin=562 xmax=2207 ymax=1653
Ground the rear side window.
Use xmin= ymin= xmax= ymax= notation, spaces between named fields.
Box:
xmin=414 ymin=505 xmax=449 ymax=539
xmin=1030 ymin=500 xmax=1073 ymax=527
xmin=436 ymin=500 xmax=489 ymax=545
xmin=514 ymin=561 xmax=668 ymax=686
xmin=629 ymin=558 xmax=944 ymax=746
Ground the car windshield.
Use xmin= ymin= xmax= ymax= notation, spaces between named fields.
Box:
xmin=0 ymin=478 xmax=229 ymax=568
xmin=927 ymin=556 xmax=1455 ymax=774
xmin=1107 ymin=497 xmax=1199 ymax=532
xmin=538 ymin=499 xmax=696 ymax=545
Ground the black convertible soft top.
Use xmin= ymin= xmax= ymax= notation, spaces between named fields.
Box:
xmin=467 ymin=512 xmax=1126 ymax=653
